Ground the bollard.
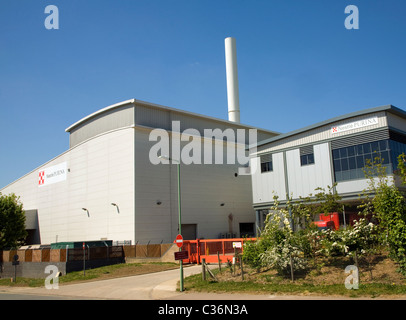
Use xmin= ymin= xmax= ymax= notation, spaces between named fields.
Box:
xmin=202 ymin=258 xmax=206 ymax=281
xmin=240 ymin=255 xmax=244 ymax=280
xmin=290 ymin=253 xmax=294 ymax=282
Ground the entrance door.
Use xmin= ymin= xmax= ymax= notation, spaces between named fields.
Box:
xmin=239 ymin=223 xmax=255 ymax=237
xmin=181 ymin=224 xmax=197 ymax=240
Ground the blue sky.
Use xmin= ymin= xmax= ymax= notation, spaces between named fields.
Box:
xmin=1 ymin=0 xmax=406 ymax=187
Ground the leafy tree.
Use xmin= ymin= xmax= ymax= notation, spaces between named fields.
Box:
xmin=0 ymin=193 xmax=27 ymax=249
xmin=363 ymin=154 xmax=406 ymax=274
xmin=313 ymin=183 xmax=343 ymax=216
xmin=397 ymin=153 xmax=406 ymax=185
xmin=247 ymin=195 xmax=308 ymax=275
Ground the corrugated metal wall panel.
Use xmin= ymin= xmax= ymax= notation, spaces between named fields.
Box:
xmin=285 ymin=143 xmax=332 ymax=200
xmin=70 ymin=105 xmax=134 ymax=147
xmin=258 ymin=111 xmax=387 ymax=154
xmin=387 ymin=113 xmax=406 ymax=133
xmin=251 ymin=152 xmax=286 ymax=204
xmin=331 ymin=129 xmax=390 ymax=149
xmin=135 ymin=104 xmax=171 ymax=130
xmin=135 ymin=128 xmax=256 ymax=243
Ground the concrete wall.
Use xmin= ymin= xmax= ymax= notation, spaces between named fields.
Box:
xmin=1 ymin=262 xmax=68 ymax=279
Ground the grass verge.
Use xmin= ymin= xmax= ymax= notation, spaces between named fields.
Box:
xmin=184 ymin=267 xmax=406 ymax=298
xmin=0 ymin=262 xmax=178 ymax=288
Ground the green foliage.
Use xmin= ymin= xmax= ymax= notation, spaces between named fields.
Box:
xmin=0 ymin=193 xmax=27 ymax=249
xmin=363 ymin=153 xmax=406 ymax=275
xmin=313 ymin=184 xmax=343 ymax=217
xmin=242 ymin=239 xmax=266 ymax=271
xmin=317 ymin=218 xmax=379 ymax=258
xmin=244 ymin=153 xmax=406 ymax=276
xmin=243 ymin=196 xmax=309 ymax=275
xmin=286 ymin=184 xmax=342 ymax=231
xmin=396 ymin=153 xmax=406 ymax=185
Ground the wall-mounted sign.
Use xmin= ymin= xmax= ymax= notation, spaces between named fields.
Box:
xmin=38 ymin=162 xmax=67 ymax=187
xmin=331 ymin=116 xmax=378 ymax=134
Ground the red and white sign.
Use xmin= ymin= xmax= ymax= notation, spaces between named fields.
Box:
xmin=175 ymin=234 xmax=183 ymax=248
xmin=38 ymin=162 xmax=67 ymax=187
xmin=38 ymin=171 xmax=45 ymax=185
xmin=331 ymin=117 xmax=378 ymax=134
xmin=233 ymin=242 xmax=242 ymax=248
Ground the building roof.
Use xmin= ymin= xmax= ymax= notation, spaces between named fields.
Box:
xmin=253 ymin=104 xmax=406 ymax=148
xmin=65 ymin=98 xmax=281 ymax=136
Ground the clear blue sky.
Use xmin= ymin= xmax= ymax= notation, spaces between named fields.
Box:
xmin=1 ymin=0 xmax=406 ymax=188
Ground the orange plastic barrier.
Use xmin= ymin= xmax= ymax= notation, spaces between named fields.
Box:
xmin=177 ymin=238 xmax=256 ymax=264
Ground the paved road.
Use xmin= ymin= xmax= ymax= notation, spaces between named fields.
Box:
xmin=0 ymin=265 xmax=202 ymax=300
xmin=1 ymin=265 xmax=405 ymax=301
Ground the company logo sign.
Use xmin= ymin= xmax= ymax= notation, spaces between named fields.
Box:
xmin=38 ymin=162 xmax=67 ymax=187
xmin=331 ymin=116 xmax=378 ymax=134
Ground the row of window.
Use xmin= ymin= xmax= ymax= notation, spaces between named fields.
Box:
xmin=259 ymin=137 xmax=406 ymax=183
xmin=332 ymin=139 xmax=391 ymax=182
xmin=332 ymin=139 xmax=406 ymax=182
xmin=260 ymin=147 xmax=315 ymax=173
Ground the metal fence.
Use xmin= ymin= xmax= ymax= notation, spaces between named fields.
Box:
xmin=180 ymin=238 xmax=256 ymax=264
xmin=67 ymin=246 xmax=124 ymax=261
xmin=0 ymin=243 xmax=174 ymax=263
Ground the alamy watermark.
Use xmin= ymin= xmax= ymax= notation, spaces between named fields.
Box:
xmin=45 ymin=265 xmax=59 ymax=289
xmin=345 ymin=5 xmax=359 ymax=30
xmin=345 ymin=265 xmax=359 ymax=290
xmin=148 ymin=121 xmax=257 ymax=175
xmin=44 ymin=5 xmax=59 ymax=30
xmin=43 ymin=5 xmax=359 ymax=31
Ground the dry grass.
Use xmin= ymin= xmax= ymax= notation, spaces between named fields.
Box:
xmin=217 ymin=254 xmax=405 ymax=286
xmin=184 ymin=253 xmax=406 ymax=298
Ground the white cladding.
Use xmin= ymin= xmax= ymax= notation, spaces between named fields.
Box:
xmin=135 ymin=128 xmax=255 ymax=243
xmin=1 ymin=128 xmax=135 ymax=244
xmin=285 ymin=143 xmax=332 ymax=199
xmin=250 ymin=106 xmax=405 ymax=208
xmin=1 ymin=100 xmax=278 ymax=244
xmin=256 ymin=112 xmax=387 ymax=155
xmin=251 ymin=152 xmax=286 ymax=203
xmin=38 ymin=162 xmax=67 ymax=187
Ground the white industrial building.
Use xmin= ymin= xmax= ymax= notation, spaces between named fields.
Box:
xmin=0 ymin=37 xmax=282 ymax=246
xmin=0 ymin=98 xmax=278 ymax=245
xmin=3 ymin=35 xmax=406 ymax=246
xmin=249 ymin=104 xmax=406 ymax=230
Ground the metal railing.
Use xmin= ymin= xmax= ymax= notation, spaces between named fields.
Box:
xmin=180 ymin=238 xmax=256 ymax=264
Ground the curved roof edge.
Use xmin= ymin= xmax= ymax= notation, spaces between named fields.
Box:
xmin=65 ymin=98 xmax=281 ymax=136
xmin=65 ymin=99 xmax=135 ymax=132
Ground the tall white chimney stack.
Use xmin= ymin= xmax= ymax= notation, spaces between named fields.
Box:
xmin=225 ymin=37 xmax=240 ymax=123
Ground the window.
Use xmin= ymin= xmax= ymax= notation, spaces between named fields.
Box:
xmin=300 ymin=146 xmax=315 ymax=166
xmin=260 ymin=154 xmax=273 ymax=173
xmin=332 ymin=139 xmax=397 ymax=182
xmin=389 ymin=131 xmax=406 ymax=169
